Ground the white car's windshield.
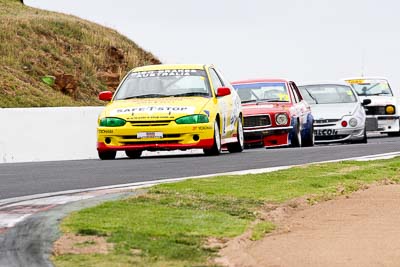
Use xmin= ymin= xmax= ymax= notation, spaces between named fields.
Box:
xmin=299 ymin=84 xmax=357 ymax=104
xmin=114 ymin=69 xmax=211 ymax=100
xmin=233 ymin=82 xmax=290 ymax=103
xmin=346 ymin=79 xmax=393 ymax=96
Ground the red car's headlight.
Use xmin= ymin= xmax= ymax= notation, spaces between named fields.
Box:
xmin=275 ymin=113 xmax=289 ymax=125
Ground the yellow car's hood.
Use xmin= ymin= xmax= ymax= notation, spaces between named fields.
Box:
xmin=104 ymin=97 xmax=211 ymax=121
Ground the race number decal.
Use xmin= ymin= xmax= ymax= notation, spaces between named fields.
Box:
xmin=278 ymin=93 xmax=289 ymax=101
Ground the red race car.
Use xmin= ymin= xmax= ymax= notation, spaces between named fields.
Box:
xmin=232 ymin=79 xmax=314 ymax=148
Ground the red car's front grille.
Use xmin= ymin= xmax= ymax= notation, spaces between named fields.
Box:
xmin=244 ymin=115 xmax=271 ymax=127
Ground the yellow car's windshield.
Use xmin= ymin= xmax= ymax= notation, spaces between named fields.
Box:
xmin=114 ymin=70 xmax=211 ymax=100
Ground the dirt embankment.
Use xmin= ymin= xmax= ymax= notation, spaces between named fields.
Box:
xmin=217 ymin=184 xmax=400 ymax=267
xmin=0 ymin=0 xmax=160 ymax=107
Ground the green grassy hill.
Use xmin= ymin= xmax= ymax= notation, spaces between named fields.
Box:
xmin=0 ymin=0 xmax=161 ymax=107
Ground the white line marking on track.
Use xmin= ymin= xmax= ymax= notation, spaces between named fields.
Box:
xmin=1 ymin=151 xmax=400 ymax=207
xmin=0 ymin=214 xmax=32 ymax=228
xmin=6 ymin=195 xmax=94 ymax=207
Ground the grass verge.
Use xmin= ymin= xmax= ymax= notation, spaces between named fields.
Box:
xmin=53 ymin=157 xmax=400 ymax=266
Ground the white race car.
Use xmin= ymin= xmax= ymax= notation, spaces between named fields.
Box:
xmin=299 ymin=82 xmax=370 ymax=143
xmin=344 ymin=77 xmax=400 ymax=136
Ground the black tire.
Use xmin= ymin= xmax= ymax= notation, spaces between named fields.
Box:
xmin=227 ymin=118 xmax=244 ymax=153
xmin=353 ymin=128 xmax=368 ymax=144
xmin=125 ymin=150 xmax=142 ymax=159
xmin=98 ymin=151 xmax=116 ymax=160
xmin=204 ymin=121 xmax=221 ymax=156
xmin=361 ymin=128 xmax=368 ymax=143
xmin=302 ymin=122 xmax=314 ymax=147
xmin=387 ymin=132 xmax=400 ymax=137
xmin=291 ymin=121 xmax=302 ymax=147
xmin=387 ymin=121 xmax=400 ymax=136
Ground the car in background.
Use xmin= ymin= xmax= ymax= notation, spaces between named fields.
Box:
xmin=344 ymin=77 xmax=400 ymax=136
xmin=232 ymin=79 xmax=314 ymax=148
xmin=97 ymin=64 xmax=244 ymax=160
xmin=298 ymin=82 xmax=370 ymax=143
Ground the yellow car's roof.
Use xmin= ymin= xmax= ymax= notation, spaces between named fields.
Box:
xmin=132 ymin=64 xmax=209 ymax=72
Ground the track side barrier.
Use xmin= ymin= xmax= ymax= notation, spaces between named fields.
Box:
xmin=0 ymin=107 xmax=103 ymax=163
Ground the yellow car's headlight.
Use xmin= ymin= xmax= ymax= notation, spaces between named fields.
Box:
xmin=99 ymin=117 xmax=126 ymax=127
xmin=386 ymin=105 xmax=395 ymax=114
xmin=175 ymin=114 xmax=209 ymax=124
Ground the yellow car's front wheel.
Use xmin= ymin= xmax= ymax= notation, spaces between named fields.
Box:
xmin=125 ymin=150 xmax=142 ymax=159
xmin=98 ymin=150 xmax=116 ymax=160
xmin=203 ymin=121 xmax=221 ymax=156
xmin=227 ymin=119 xmax=244 ymax=153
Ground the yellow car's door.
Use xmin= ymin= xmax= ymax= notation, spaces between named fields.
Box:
xmin=208 ymin=67 xmax=235 ymax=139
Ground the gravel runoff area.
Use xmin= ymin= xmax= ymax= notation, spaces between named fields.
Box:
xmin=218 ymin=184 xmax=400 ymax=267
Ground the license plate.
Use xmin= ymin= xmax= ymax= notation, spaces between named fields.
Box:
xmin=314 ymin=129 xmax=338 ymax=136
xmin=137 ymin=132 xmax=163 ymax=139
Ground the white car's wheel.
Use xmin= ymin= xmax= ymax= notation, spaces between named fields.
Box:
xmin=352 ymin=127 xmax=368 ymax=144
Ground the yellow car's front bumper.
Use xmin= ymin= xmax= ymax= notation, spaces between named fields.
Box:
xmin=97 ymin=121 xmax=215 ymax=152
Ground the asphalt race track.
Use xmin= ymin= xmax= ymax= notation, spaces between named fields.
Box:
xmin=0 ymin=135 xmax=399 ymax=200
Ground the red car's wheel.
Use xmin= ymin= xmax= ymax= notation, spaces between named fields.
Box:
xmin=291 ymin=121 xmax=302 ymax=147
xmin=302 ymin=122 xmax=314 ymax=147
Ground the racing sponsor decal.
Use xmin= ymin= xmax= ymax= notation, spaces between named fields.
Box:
xmin=314 ymin=129 xmax=338 ymax=136
xmin=198 ymin=126 xmax=212 ymax=130
xmin=192 ymin=126 xmax=212 ymax=131
xmin=132 ymin=70 xmax=204 ymax=78
xmin=219 ymin=99 xmax=228 ymax=134
xmin=98 ymin=129 xmax=114 ymax=134
xmin=278 ymin=93 xmax=289 ymax=101
xmin=346 ymin=79 xmax=365 ymax=84
xmin=230 ymin=93 xmax=241 ymax=126
xmin=127 ymin=115 xmax=174 ymax=120
xmin=347 ymin=79 xmax=388 ymax=85
xmin=110 ymin=106 xmax=196 ymax=116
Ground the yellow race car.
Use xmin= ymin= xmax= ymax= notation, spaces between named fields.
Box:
xmin=97 ymin=64 xmax=244 ymax=159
